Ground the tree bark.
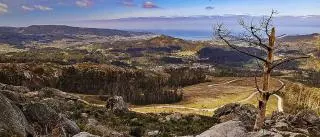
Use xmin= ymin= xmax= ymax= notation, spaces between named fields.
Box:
xmin=254 ymin=27 xmax=275 ymax=130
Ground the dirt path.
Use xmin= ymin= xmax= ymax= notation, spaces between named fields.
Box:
xmin=273 ymin=94 xmax=283 ymax=112
xmin=207 ymin=79 xmax=240 ymax=87
xmin=76 ymin=78 xmax=285 ymax=113
xmin=134 ymin=79 xmax=285 ymax=113
xmin=134 ymin=79 xmax=244 ymax=112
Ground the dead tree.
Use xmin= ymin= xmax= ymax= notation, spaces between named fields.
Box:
xmin=214 ymin=10 xmax=310 ymax=130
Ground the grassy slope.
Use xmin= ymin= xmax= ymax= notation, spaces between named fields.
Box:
xmin=132 ymin=77 xmax=282 ymax=116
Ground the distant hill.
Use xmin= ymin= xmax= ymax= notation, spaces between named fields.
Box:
xmin=18 ymin=25 xmax=151 ymax=36
xmin=0 ymin=25 xmax=152 ymax=47
xmin=281 ymin=33 xmax=320 ymax=42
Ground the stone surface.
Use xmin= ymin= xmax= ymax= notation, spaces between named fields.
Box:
xmin=73 ymin=132 xmax=101 ymax=137
xmin=147 ymin=130 xmax=160 ymax=136
xmin=0 ymin=84 xmax=30 ymax=93
xmin=22 ymin=102 xmax=60 ymax=126
xmin=213 ymin=103 xmax=257 ymax=130
xmin=247 ymin=129 xmax=283 ymax=137
xmin=0 ymin=90 xmax=26 ymax=103
xmin=0 ymin=93 xmax=33 ymax=137
xmin=22 ymin=102 xmax=80 ymax=136
xmin=106 ymin=96 xmax=128 ymax=112
xmin=60 ymin=114 xmax=81 ymax=136
xmin=38 ymin=87 xmax=80 ymax=100
xmin=165 ymin=112 xmax=183 ymax=122
xmin=196 ymin=121 xmax=247 ymax=137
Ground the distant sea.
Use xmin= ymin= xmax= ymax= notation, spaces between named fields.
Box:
xmin=129 ymin=26 xmax=320 ymax=41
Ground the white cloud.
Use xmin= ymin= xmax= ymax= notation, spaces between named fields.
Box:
xmin=21 ymin=5 xmax=34 ymax=11
xmin=76 ymin=0 xmax=92 ymax=8
xmin=34 ymin=5 xmax=53 ymax=11
xmin=0 ymin=2 xmax=8 ymax=14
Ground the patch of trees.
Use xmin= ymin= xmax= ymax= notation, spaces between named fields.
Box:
xmin=0 ymin=48 xmax=108 ymax=65
xmin=289 ymin=70 xmax=320 ymax=88
xmin=58 ymin=64 xmax=206 ymax=104
xmin=0 ymin=63 xmax=206 ymax=105
xmin=198 ymin=47 xmax=264 ymax=66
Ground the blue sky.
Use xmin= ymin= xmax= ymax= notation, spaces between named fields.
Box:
xmin=0 ymin=0 xmax=320 ymax=26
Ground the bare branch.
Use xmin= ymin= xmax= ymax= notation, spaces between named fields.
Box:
xmin=239 ymin=19 xmax=270 ymax=50
xmin=272 ymin=80 xmax=285 ymax=95
xmin=215 ymin=24 xmax=268 ymax=63
xmin=263 ymin=10 xmax=277 ymax=37
xmin=271 ymin=56 xmax=310 ymax=70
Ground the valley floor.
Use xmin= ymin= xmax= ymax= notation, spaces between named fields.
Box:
xmin=76 ymin=77 xmax=284 ymax=116
xmin=132 ymin=77 xmax=282 ymax=116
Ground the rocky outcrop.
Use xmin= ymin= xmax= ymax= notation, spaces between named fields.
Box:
xmin=0 ymin=83 xmax=30 ymax=93
xmin=38 ymin=87 xmax=79 ymax=100
xmin=22 ymin=102 xmax=80 ymax=136
xmin=212 ymin=103 xmax=257 ymax=130
xmin=106 ymin=96 xmax=129 ymax=112
xmin=84 ymin=118 xmax=124 ymax=137
xmin=268 ymin=110 xmax=320 ymax=137
xmin=73 ymin=132 xmax=101 ymax=137
xmin=0 ymin=90 xmax=26 ymax=103
xmin=196 ymin=121 xmax=247 ymax=137
xmin=199 ymin=103 xmax=320 ymax=137
xmin=0 ymin=93 xmax=34 ymax=137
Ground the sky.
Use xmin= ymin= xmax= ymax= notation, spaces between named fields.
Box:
xmin=0 ymin=0 xmax=320 ymax=26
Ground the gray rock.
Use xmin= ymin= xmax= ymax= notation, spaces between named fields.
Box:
xmin=165 ymin=113 xmax=182 ymax=122
xmin=106 ymin=96 xmax=128 ymax=112
xmin=273 ymin=121 xmax=289 ymax=131
xmin=22 ymin=102 xmax=60 ymax=126
xmin=247 ymin=129 xmax=283 ymax=137
xmin=1 ymin=84 xmax=30 ymax=93
xmin=196 ymin=121 xmax=247 ymax=137
xmin=38 ymin=87 xmax=80 ymax=100
xmin=0 ymin=90 xmax=26 ymax=103
xmin=290 ymin=109 xmax=319 ymax=128
xmin=85 ymin=118 xmax=123 ymax=137
xmin=213 ymin=103 xmax=257 ymax=130
xmin=22 ymin=102 xmax=80 ymax=136
xmin=0 ymin=93 xmax=33 ymax=137
xmin=192 ymin=115 xmax=201 ymax=121
xmin=60 ymin=115 xmax=80 ymax=136
xmin=73 ymin=132 xmax=101 ymax=137
xmin=147 ymin=130 xmax=160 ymax=136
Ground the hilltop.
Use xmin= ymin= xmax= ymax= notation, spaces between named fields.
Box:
xmin=0 ymin=25 xmax=155 ymax=47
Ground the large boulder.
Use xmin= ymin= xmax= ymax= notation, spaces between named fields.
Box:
xmin=22 ymin=102 xmax=60 ymax=127
xmin=38 ymin=87 xmax=79 ymax=100
xmin=213 ymin=103 xmax=257 ymax=130
xmin=267 ymin=110 xmax=319 ymax=137
xmin=0 ymin=90 xmax=26 ymax=103
xmin=106 ymin=96 xmax=128 ymax=112
xmin=196 ymin=121 xmax=247 ymax=137
xmin=247 ymin=129 xmax=283 ymax=137
xmin=73 ymin=132 xmax=101 ymax=137
xmin=85 ymin=118 xmax=124 ymax=137
xmin=0 ymin=93 xmax=34 ymax=137
xmin=290 ymin=110 xmax=320 ymax=137
xmin=290 ymin=110 xmax=320 ymax=128
xmin=0 ymin=83 xmax=30 ymax=93
xmin=22 ymin=102 xmax=80 ymax=136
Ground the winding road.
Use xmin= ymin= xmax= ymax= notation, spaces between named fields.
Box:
xmin=134 ymin=79 xmax=285 ymax=113
xmin=76 ymin=78 xmax=285 ymax=113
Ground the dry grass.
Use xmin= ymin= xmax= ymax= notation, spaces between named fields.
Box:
xmin=132 ymin=77 xmax=281 ymax=116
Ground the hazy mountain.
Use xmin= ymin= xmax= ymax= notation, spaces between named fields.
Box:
xmin=0 ymin=25 xmax=152 ymax=47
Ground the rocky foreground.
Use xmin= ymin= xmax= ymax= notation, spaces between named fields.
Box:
xmin=0 ymin=82 xmax=319 ymax=137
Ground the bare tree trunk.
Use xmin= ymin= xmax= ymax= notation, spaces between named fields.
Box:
xmin=254 ymin=28 xmax=276 ymax=130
